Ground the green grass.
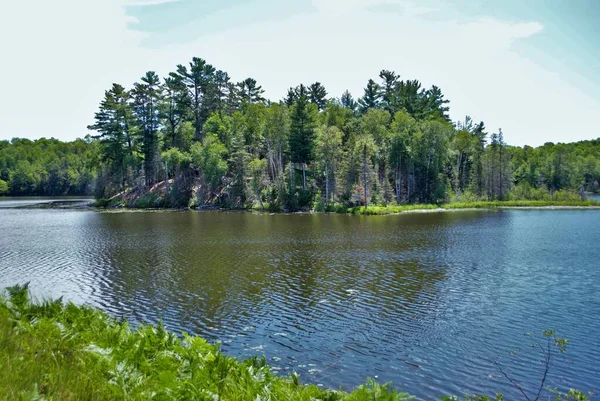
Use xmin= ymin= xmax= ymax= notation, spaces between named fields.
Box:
xmin=343 ymin=200 xmax=600 ymax=215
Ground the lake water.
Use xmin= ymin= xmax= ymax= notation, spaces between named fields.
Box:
xmin=1 ymin=199 xmax=599 ymax=399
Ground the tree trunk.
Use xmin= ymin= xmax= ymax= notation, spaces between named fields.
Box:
xmin=396 ymin=156 xmax=402 ymax=203
xmin=363 ymin=143 xmax=368 ymax=209
xmin=499 ymin=146 xmax=504 ymax=200
xmin=302 ymin=163 xmax=306 ymax=191
xmin=325 ymin=162 xmax=329 ymax=203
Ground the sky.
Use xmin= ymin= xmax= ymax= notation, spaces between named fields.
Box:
xmin=0 ymin=0 xmax=598 ymax=146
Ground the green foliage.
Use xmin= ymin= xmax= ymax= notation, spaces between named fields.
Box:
xmin=0 ymin=178 xmax=9 ymax=195
xmin=161 ymin=148 xmax=192 ymax=179
xmin=93 ymin=198 xmax=111 ymax=208
xmin=79 ymin=58 xmax=600 ymax=209
xmin=442 ymin=395 xmax=504 ymax=401
xmin=343 ymin=200 xmax=600 ymax=215
xmin=132 ymin=191 xmax=162 ymax=209
xmin=191 ymin=134 xmax=227 ymax=191
xmin=289 ymin=85 xmax=318 ymax=166
xmin=0 ymin=138 xmax=98 ymax=196
xmin=346 ymin=378 xmax=414 ymax=401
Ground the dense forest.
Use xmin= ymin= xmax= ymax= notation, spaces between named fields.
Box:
xmin=1 ymin=57 xmax=599 ymax=207
xmin=0 ymin=138 xmax=98 ymax=196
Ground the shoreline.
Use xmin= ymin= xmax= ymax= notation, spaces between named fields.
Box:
xmin=3 ymin=197 xmax=600 ymax=214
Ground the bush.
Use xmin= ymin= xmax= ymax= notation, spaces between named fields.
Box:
xmin=450 ymin=190 xmax=479 ymax=204
xmin=0 ymin=179 xmax=8 ymax=195
xmin=313 ymin=192 xmax=326 ymax=212
xmin=552 ymin=190 xmax=581 ymax=202
xmin=508 ymin=184 xmax=551 ymax=201
xmin=297 ymin=188 xmax=314 ymax=209
xmin=133 ymin=191 xmax=162 ymax=209
xmin=92 ymin=198 xmax=111 ymax=208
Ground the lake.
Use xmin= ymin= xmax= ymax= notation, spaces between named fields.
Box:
xmin=1 ymin=199 xmax=599 ymax=399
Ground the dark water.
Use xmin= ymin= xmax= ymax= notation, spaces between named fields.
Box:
xmin=1 ymin=201 xmax=599 ymax=399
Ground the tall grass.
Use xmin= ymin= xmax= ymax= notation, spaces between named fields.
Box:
xmin=342 ymin=200 xmax=600 ymax=215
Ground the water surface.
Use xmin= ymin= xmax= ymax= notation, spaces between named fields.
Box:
xmin=0 ymin=201 xmax=598 ymax=399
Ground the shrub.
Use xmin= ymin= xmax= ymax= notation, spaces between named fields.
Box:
xmin=0 ymin=179 xmax=8 ymax=195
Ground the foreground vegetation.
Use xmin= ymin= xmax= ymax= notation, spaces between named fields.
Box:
xmin=0 ymin=284 xmax=413 ymax=401
xmin=0 ymin=285 xmax=591 ymax=400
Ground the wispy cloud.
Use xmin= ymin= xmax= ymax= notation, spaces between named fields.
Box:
xmin=125 ymin=0 xmax=181 ymax=6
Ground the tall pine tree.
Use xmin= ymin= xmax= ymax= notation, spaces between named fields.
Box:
xmin=289 ymin=84 xmax=317 ymax=191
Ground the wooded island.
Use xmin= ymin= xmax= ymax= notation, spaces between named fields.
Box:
xmin=1 ymin=57 xmax=599 ymax=211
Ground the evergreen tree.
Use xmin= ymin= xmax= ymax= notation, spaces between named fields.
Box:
xmin=132 ymin=71 xmax=162 ymax=186
xmin=397 ymin=79 xmax=424 ymax=117
xmin=161 ymin=77 xmax=190 ymax=150
xmin=340 ymin=90 xmax=357 ymax=112
xmin=308 ymin=82 xmax=328 ymax=111
xmin=289 ymin=84 xmax=317 ymax=191
xmin=284 ymin=86 xmax=298 ymax=107
xmin=238 ymin=78 xmax=265 ymax=104
xmin=88 ymin=83 xmax=137 ymax=189
xmin=170 ymin=57 xmax=216 ymax=140
xmin=423 ymin=85 xmax=450 ymax=121
xmin=358 ymin=79 xmax=381 ymax=113
xmin=379 ymin=70 xmax=399 ymax=114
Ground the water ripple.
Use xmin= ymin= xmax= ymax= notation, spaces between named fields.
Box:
xmin=1 ymin=208 xmax=599 ymax=398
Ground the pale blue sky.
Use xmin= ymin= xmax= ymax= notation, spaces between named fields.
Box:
xmin=0 ymin=0 xmax=598 ymax=146
xmin=125 ymin=0 xmax=600 ymax=95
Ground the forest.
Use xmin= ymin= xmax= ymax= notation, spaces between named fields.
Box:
xmin=1 ymin=57 xmax=599 ymax=208
xmin=0 ymin=138 xmax=98 ymax=196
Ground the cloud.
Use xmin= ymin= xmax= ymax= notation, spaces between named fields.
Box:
xmin=126 ymin=0 xmax=181 ymax=5
xmin=0 ymin=0 xmax=597 ymax=146
xmin=311 ymin=0 xmax=436 ymax=17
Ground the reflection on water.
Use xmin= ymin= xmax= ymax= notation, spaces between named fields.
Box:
xmin=0 ymin=205 xmax=599 ymax=399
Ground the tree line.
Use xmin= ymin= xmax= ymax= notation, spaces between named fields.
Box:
xmin=1 ymin=57 xmax=599 ymax=205
xmin=0 ymin=138 xmax=98 ymax=196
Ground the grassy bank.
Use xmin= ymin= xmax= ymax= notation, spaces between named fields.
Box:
xmin=345 ymin=200 xmax=600 ymax=215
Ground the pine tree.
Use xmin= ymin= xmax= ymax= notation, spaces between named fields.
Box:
xmin=424 ymin=85 xmax=450 ymax=121
xmin=88 ymin=83 xmax=137 ymax=189
xmin=358 ymin=79 xmax=381 ymax=113
xmin=340 ymin=90 xmax=357 ymax=111
xmin=132 ymin=71 xmax=162 ymax=186
xmin=161 ymin=77 xmax=190 ymax=150
xmin=308 ymin=82 xmax=328 ymax=111
xmin=238 ymin=78 xmax=265 ymax=104
xmin=284 ymin=86 xmax=298 ymax=107
xmin=379 ymin=70 xmax=399 ymax=114
xmin=170 ymin=57 xmax=216 ymax=140
xmin=397 ymin=79 xmax=424 ymax=117
xmin=289 ymin=84 xmax=317 ymax=191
